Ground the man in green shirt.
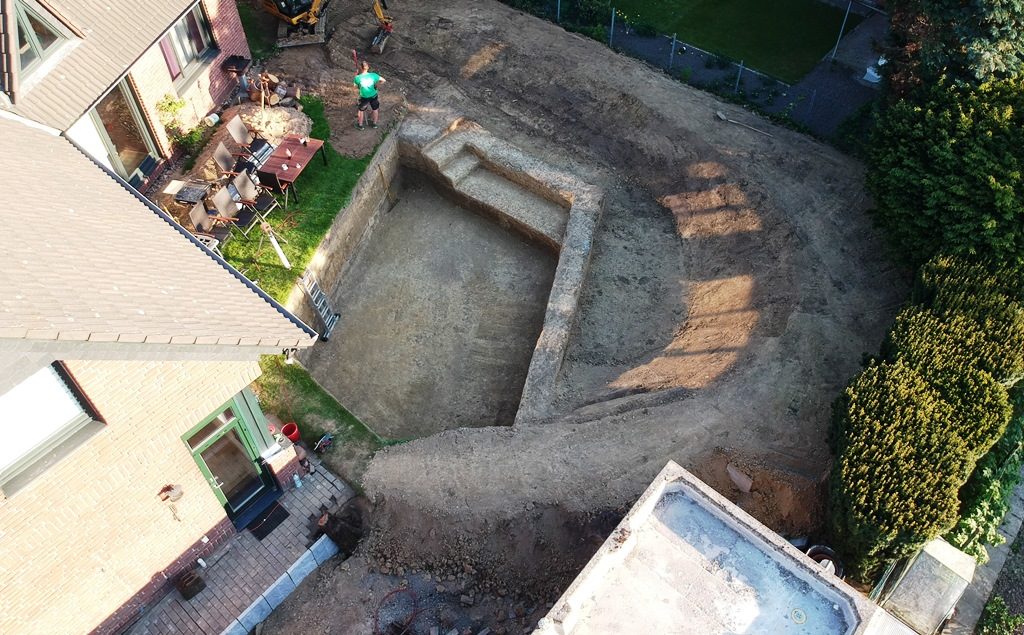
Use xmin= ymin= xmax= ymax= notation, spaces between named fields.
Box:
xmin=354 ymin=61 xmax=386 ymax=130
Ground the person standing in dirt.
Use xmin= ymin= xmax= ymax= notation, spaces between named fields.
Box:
xmin=354 ymin=61 xmax=386 ymax=130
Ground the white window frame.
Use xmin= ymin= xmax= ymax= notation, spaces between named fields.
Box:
xmin=0 ymin=363 xmax=103 ymax=496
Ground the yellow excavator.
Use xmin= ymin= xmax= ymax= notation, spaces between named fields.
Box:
xmin=261 ymin=0 xmax=394 ymax=51
xmin=262 ymin=0 xmax=330 ymax=47
xmin=369 ymin=0 xmax=394 ymax=53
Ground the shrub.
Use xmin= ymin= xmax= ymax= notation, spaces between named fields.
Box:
xmin=947 ymin=389 xmax=1024 ymax=562
xmin=866 ymin=78 xmax=1024 ymax=267
xmin=915 ymin=255 xmax=1024 ymax=386
xmin=887 ymin=0 xmax=1024 ymax=88
xmin=828 ymin=361 xmax=968 ymax=581
xmin=833 ymin=102 xmax=878 ymax=159
xmin=978 ymin=596 xmax=1024 ymax=635
xmin=155 ymin=93 xmax=207 ymax=160
xmin=565 ymin=22 xmax=607 ymax=43
xmin=830 ymin=254 xmax=1024 ymax=577
xmin=883 ymin=306 xmax=1012 ymax=453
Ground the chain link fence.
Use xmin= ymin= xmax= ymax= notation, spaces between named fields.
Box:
xmin=501 ymin=0 xmax=886 ymax=139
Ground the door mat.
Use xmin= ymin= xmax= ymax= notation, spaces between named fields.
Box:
xmin=247 ymin=503 xmax=290 ymax=540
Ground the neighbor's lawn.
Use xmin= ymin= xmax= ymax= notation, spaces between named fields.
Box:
xmin=222 ymin=96 xmax=372 ymax=302
xmin=236 ymin=1 xmax=278 ymax=62
xmin=615 ymin=0 xmax=863 ymax=82
xmin=254 ymin=355 xmax=387 ymax=489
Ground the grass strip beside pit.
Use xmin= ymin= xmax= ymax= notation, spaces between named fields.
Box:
xmin=222 ymin=95 xmax=371 ymax=302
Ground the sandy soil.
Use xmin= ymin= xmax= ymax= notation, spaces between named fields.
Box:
xmin=302 ymin=170 xmax=556 ymax=439
xmin=266 ymin=554 xmax=560 ymax=634
xmin=258 ymin=0 xmax=907 ymax=625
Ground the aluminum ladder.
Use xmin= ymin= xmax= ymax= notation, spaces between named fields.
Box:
xmin=300 ymin=270 xmax=339 ymax=340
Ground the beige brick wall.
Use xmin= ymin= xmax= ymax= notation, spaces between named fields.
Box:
xmin=130 ymin=0 xmax=253 ymax=156
xmin=0 ymin=359 xmax=261 ymax=635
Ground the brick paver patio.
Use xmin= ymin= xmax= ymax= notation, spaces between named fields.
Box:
xmin=126 ymin=458 xmax=353 ymax=635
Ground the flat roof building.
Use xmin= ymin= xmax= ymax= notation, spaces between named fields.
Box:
xmin=537 ymin=462 xmax=916 ymax=635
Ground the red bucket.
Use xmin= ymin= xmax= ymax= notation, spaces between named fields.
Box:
xmin=281 ymin=423 xmax=301 ymax=443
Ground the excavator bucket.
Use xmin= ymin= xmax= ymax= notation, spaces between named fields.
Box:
xmin=369 ymin=0 xmax=393 ymax=53
xmin=261 ymin=0 xmax=330 ymax=48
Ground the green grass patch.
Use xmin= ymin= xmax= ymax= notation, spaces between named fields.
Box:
xmin=222 ymin=95 xmax=372 ymax=302
xmin=254 ymin=355 xmax=386 ymax=488
xmin=237 ymin=1 xmax=278 ymax=62
xmin=615 ymin=0 xmax=863 ymax=82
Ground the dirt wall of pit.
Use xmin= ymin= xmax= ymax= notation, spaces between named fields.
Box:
xmin=397 ymin=119 xmax=605 ymax=426
xmin=366 ymin=487 xmax=625 ymax=601
xmin=287 ymin=132 xmax=400 ymax=331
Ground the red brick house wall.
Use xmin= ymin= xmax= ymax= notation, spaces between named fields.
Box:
xmin=0 ymin=359 xmax=260 ymax=635
xmin=130 ymin=0 xmax=252 ymax=156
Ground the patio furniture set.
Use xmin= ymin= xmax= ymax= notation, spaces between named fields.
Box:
xmin=181 ymin=115 xmax=326 ymax=255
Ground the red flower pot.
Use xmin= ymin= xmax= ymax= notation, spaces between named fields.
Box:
xmin=281 ymin=422 xmax=301 ymax=443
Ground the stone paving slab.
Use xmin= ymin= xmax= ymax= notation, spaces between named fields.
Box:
xmin=126 ymin=457 xmax=353 ymax=635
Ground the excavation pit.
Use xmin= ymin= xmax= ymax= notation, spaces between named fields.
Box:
xmin=294 ymin=120 xmax=604 ymax=439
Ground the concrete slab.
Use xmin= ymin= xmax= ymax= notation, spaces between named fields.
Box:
xmin=537 ymin=462 xmax=900 ymax=635
xmin=287 ymin=550 xmax=318 ymax=586
xmin=237 ymin=597 xmax=272 ymax=632
xmin=443 ymin=149 xmax=481 ymax=185
xmin=310 ymin=535 xmax=339 ymax=565
xmin=262 ymin=571 xmax=296 ymax=609
xmin=457 ymin=168 xmax=568 ymax=250
xmin=218 ymin=619 xmax=248 ymax=635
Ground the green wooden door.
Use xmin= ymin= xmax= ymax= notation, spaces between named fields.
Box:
xmin=184 ymin=402 xmax=272 ymax=515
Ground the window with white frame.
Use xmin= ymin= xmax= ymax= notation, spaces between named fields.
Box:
xmin=158 ymin=3 xmax=217 ymax=84
xmin=0 ymin=363 xmax=102 ymax=494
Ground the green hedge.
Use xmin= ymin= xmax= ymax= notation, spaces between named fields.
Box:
xmin=915 ymin=255 xmax=1024 ymax=386
xmin=829 ymin=254 xmax=1022 ymax=579
xmin=947 ymin=388 xmax=1024 ymax=561
xmin=884 ymin=307 xmax=1011 ymax=452
xmin=866 ymin=78 xmax=1024 ymax=267
xmin=828 ymin=361 xmax=967 ymax=580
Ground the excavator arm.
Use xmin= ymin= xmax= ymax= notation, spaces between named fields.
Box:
xmin=262 ymin=0 xmax=326 ymax=28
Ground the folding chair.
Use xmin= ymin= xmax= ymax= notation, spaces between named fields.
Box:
xmin=211 ymin=186 xmax=261 ymax=238
xmin=213 ymin=141 xmax=257 ymax=179
xmin=233 ymin=172 xmax=280 ymax=222
xmin=226 ymin=115 xmax=274 ymax=166
xmin=256 ymin=168 xmax=295 ymax=209
xmin=188 ymin=201 xmax=234 ymax=251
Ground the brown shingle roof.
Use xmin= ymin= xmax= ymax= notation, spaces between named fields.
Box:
xmin=3 ymin=0 xmax=194 ymax=128
xmin=0 ymin=114 xmax=317 ymax=349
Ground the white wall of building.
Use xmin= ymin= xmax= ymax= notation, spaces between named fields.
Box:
xmin=65 ymin=114 xmax=113 ymax=172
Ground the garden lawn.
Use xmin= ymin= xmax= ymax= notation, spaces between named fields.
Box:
xmin=253 ymin=355 xmax=387 ymax=489
xmin=615 ymin=0 xmax=863 ymax=82
xmin=236 ymin=1 xmax=278 ymax=62
xmin=222 ymin=96 xmax=371 ymax=302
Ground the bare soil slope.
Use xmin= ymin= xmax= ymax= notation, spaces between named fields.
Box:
xmin=263 ymin=0 xmax=906 ymax=618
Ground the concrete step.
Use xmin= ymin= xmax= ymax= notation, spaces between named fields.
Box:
xmin=422 ymin=132 xmax=469 ymax=171
xmin=457 ymin=169 xmax=568 ymax=251
xmin=442 ymin=150 xmax=481 ymax=185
